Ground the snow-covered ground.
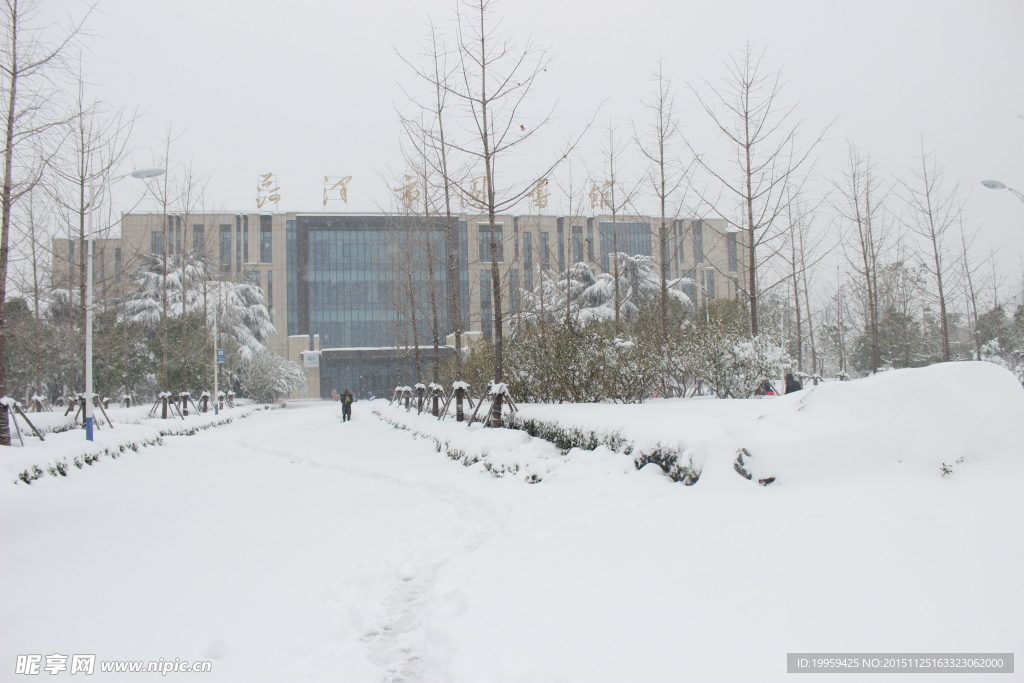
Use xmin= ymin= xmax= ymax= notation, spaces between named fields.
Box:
xmin=2 ymin=363 xmax=1022 ymax=682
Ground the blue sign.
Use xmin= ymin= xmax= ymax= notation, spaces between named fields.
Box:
xmin=216 ymin=349 xmax=225 ymax=364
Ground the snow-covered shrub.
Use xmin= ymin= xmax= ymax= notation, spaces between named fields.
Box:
xmin=239 ymin=347 xmax=306 ymax=402
xmin=687 ymin=322 xmax=792 ymax=398
xmin=634 ymin=446 xmax=699 ymax=485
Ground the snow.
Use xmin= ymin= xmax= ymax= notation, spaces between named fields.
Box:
xmin=1 ymin=362 xmax=1021 ymax=682
xmin=0 ymin=402 xmax=268 ymax=484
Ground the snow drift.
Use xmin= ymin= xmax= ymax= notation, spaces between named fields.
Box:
xmin=514 ymin=361 xmax=1024 ymax=487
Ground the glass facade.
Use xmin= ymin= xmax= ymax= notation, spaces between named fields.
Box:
xmin=193 ymin=225 xmax=205 ymax=253
xmin=235 ymin=216 xmax=242 ymax=272
xmin=509 ymin=269 xmax=519 ymax=313
xmin=219 ymin=225 xmax=231 ymax=272
xmin=599 ymin=221 xmax=651 ymax=270
xmin=294 ymin=215 xmax=466 ymax=349
xmin=286 ymin=220 xmax=297 ymax=335
xmin=693 ymin=219 xmax=704 ymax=264
xmin=557 ymin=223 xmax=565 ymax=271
xmin=522 ymin=231 xmax=533 ymax=292
xmin=479 ymin=268 xmax=492 ymax=336
xmin=727 ymin=231 xmax=738 ymax=272
xmin=266 ymin=270 xmax=273 ymax=323
xmin=260 ymin=215 xmax=273 ymax=263
xmin=701 ymin=268 xmax=716 ymax=299
xmin=681 ymin=269 xmax=695 ymax=302
xmin=320 ymin=347 xmax=455 ymax=400
xmin=571 ymin=225 xmax=583 ymax=263
xmin=478 ymin=223 xmax=503 ymax=263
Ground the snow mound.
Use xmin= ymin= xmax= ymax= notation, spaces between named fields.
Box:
xmin=722 ymin=361 xmax=1024 ymax=486
xmin=515 ymin=362 xmax=1024 ymax=488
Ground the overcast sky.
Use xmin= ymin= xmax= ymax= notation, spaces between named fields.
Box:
xmin=42 ymin=0 xmax=1024 ymax=291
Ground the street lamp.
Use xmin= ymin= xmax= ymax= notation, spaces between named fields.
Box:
xmin=85 ymin=167 xmax=165 ymax=440
xmin=980 ymin=179 xmax=1024 ymax=205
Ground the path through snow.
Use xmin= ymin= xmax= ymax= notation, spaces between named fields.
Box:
xmin=2 ymin=384 xmax=1022 ymax=682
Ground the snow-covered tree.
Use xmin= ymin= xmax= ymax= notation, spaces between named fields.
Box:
xmin=239 ymin=346 xmax=306 ymax=402
xmin=517 ymin=254 xmax=692 ymax=327
xmin=123 ymin=254 xmax=282 ymax=393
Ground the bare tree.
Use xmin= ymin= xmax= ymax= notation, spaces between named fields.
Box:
xmin=635 ymin=61 xmax=690 ymax=342
xmin=957 ymin=220 xmax=983 ymax=360
xmin=686 ymin=43 xmax=828 ymax=335
xmin=404 ymin=0 xmax=585 ymax=424
xmin=782 ymin=189 xmax=829 ymax=372
xmin=899 ymin=138 xmax=963 ymax=362
xmin=398 ymin=22 xmax=470 ymax=409
xmin=0 ymin=0 xmax=87 ymax=444
xmin=50 ymin=68 xmax=134 ymax=389
xmin=832 ymin=142 xmax=892 ymax=373
xmin=591 ymin=124 xmax=642 ymax=334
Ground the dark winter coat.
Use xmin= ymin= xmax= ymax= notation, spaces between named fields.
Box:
xmin=784 ymin=373 xmax=803 ymax=394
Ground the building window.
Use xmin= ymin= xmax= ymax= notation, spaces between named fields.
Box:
xmin=557 ymin=224 xmax=565 ymax=272
xmin=681 ymin=269 xmax=695 ymax=302
xmin=219 ymin=225 xmax=232 ymax=273
xmin=677 ymin=221 xmax=686 ymax=266
xmin=693 ymin=220 xmax=704 ymax=264
xmin=701 ymin=268 xmax=716 ymax=300
xmin=478 ymin=223 xmax=503 ymax=263
xmin=479 ymin=268 xmax=492 ymax=336
xmin=598 ymin=222 xmax=652 ymax=270
xmin=114 ymin=247 xmax=122 ymax=283
xmin=571 ymin=225 xmax=583 ymax=263
xmin=193 ymin=225 xmax=205 ymax=253
xmin=540 ymin=232 xmax=550 ymax=269
xmin=260 ymin=215 xmax=272 ymax=263
xmin=513 ymin=221 xmax=519 ymax=260
xmin=522 ymin=231 xmax=533 ymax=292
xmin=151 ymin=231 xmax=164 ymax=256
xmin=243 ymin=215 xmax=249 ymax=263
xmin=727 ymin=231 xmax=738 ymax=272
xmin=509 ymin=269 xmax=519 ymax=313
xmin=267 ymin=270 xmax=274 ymax=323
xmin=235 ymin=216 xmax=242 ymax=272
xmin=586 ymin=225 xmax=594 ymax=262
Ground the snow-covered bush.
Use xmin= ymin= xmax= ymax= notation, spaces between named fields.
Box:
xmin=239 ymin=347 xmax=306 ymax=402
xmin=686 ymin=322 xmax=792 ymax=398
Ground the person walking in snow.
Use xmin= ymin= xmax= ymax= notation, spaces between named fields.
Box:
xmin=341 ymin=390 xmax=354 ymax=422
xmin=784 ymin=372 xmax=803 ymax=394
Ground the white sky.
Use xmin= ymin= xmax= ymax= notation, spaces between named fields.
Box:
xmin=42 ymin=0 xmax=1024 ymax=294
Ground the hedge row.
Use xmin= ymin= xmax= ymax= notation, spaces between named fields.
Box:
xmin=14 ymin=406 xmax=276 ymax=486
xmin=504 ymin=412 xmax=700 ymax=485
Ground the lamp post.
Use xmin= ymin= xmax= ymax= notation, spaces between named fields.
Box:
xmin=85 ymin=168 xmax=165 ymax=441
xmin=981 ymin=179 xmax=1024 ymax=206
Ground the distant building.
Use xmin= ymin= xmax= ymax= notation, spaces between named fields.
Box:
xmin=53 ymin=211 xmax=746 ymax=398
